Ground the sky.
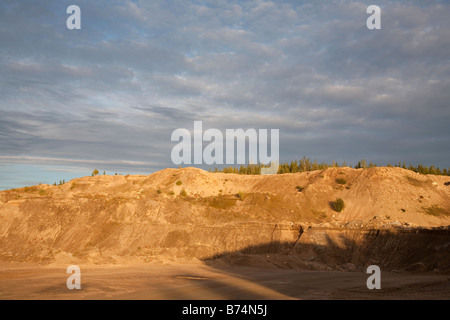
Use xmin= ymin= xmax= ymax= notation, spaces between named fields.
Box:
xmin=0 ymin=0 xmax=449 ymax=188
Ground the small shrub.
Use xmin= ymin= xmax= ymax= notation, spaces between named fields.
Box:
xmin=169 ymin=191 xmax=175 ymax=195
xmin=38 ymin=189 xmax=46 ymax=196
xmin=236 ymin=192 xmax=244 ymax=200
xmin=423 ymin=205 xmax=448 ymax=217
xmin=176 ymin=180 xmax=182 ymax=186
xmin=70 ymin=183 xmax=76 ymax=190
xmin=24 ymin=186 xmax=37 ymax=193
xmin=209 ymin=195 xmax=237 ymax=210
xmin=332 ymin=198 xmax=345 ymax=212
xmin=180 ymin=189 xmax=187 ymax=197
xmin=296 ymin=186 xmax=304 ymax=192
xmin=156 ymin=189 xmax=162 ymax=194
xmin=335 ymin=178 xmax=347 ymax=185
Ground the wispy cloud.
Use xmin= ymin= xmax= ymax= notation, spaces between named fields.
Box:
xmin=1 ymin=0 xmax=449 ymax=188
xmin=0 ymin=156 xmax=157 ymax=167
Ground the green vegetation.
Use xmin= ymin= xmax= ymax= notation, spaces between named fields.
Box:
xmin=176 ymin=180 xmax=182 ymax=186
xmin=24 ymin=186 xmax=37 ymax=193
xmin=156 ymin=189 xmax=162 ymax=194
xmin=212 ymin=156 xmax=450 ymax=177
xmin=332 ymin=198 xmax=345 ymax=212
xmin=335 ymin=178 xmax=347 ymax=185
xmin=169 ymin=191 xmax=175 ymax=196
xmin=235 ymin=192 xmax=244 ymax=200
xmin=55 ymin=179 xmax=65 ymax=185
xmin=180 ymin=188 xmax=187 ymax=197
xmin=423 ymin=205 xmax=448 ymax=217
xmin=208 ymin=195 xmax=237 ymax=210
xmin=296 ymin=185 xmax=304 ymax=192
xmin=38 ymin=189 xmax=46 ymax=196
xmin=92 ymin=169 xmax=99 ymax=176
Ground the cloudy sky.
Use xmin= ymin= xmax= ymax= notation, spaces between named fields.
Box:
xmin=1 ymin=0 xmax=449 ymax=188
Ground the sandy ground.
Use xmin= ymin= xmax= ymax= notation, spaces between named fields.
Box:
xmin=1 ymin=167 xmax=449 ymax=300
xmin=1 ymin=261 xmax=449 ymax=300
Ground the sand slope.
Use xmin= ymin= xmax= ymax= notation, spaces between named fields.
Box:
xmin=0 ymin=167 xmax=449 ymax=271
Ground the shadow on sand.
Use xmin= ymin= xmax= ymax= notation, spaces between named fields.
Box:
xmin=196 ymin=227 xmax=450 ymax=299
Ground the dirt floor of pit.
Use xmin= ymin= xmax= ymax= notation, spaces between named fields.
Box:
xmin=1 ymin=261 xmax=449 ymax=300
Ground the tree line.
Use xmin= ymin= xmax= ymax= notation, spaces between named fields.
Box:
xmin=209 ymin=157 xmax=450 ymax=176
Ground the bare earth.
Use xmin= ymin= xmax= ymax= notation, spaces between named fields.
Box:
xmin=1 ymin=261 xmax=449 ymax=300
xmin=0 ymin=167 xmax=449 ymax=299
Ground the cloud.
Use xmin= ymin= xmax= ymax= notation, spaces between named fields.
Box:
xmin=0 ymin=0 xmax=449 ymax=187
xmin=0 ymin=156 xmax=157 ymax=170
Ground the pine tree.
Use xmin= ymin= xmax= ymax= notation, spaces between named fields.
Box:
xmin=360 ymin=159 xmax=367 ymax=169
xmin=429 ymin=165 xmax=436 ymax=175
xmin=312 ymin=160 xmax=319 ymax=170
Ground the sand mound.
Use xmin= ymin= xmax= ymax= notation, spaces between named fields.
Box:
xmin=0 ymin=167 xmax=449 ymax=271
